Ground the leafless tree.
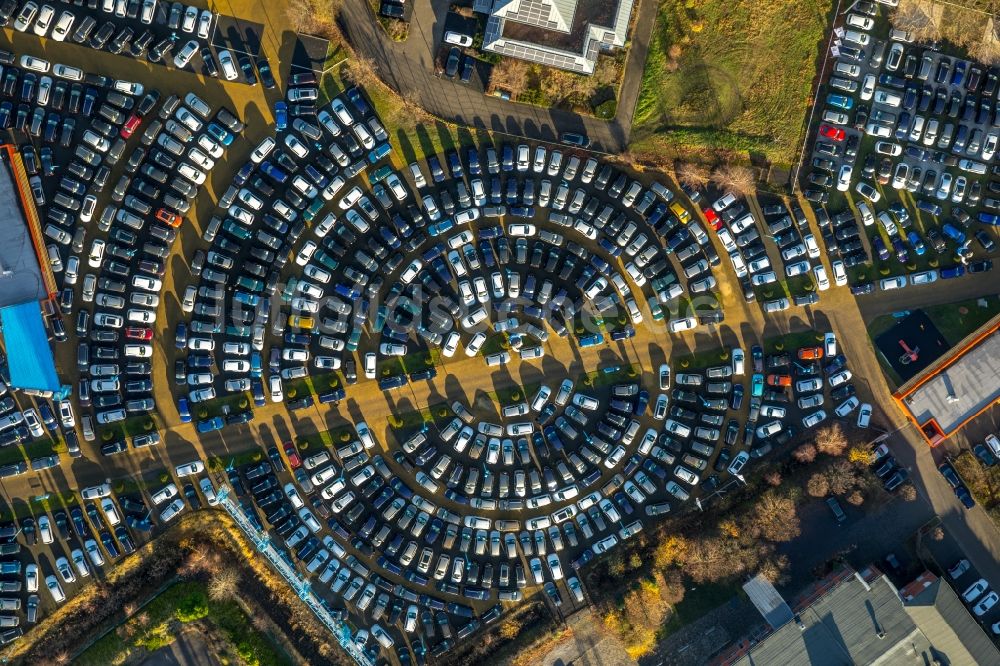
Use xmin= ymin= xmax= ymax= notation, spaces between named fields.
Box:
xmin=806 ymin=473 xmax=830 ymax=498
xmin=793 ymin=443 xmax=818 ymax=463
xmin=815 ymin=423 xmax=848 ymax=456
xmin=675 ymin=162 xmax=711 ymax=189
xmin=711 ymin=164 xmax=756 ymax=196
xmin=209 ymin=566 xmax=241 ymax=601
xmin=344 ymin=55 xmax=381 ymax=89
xmin=893 ymin=0 xmax=939 ymax=42
xmin=489 ymin=57 xmax=530 ymax=98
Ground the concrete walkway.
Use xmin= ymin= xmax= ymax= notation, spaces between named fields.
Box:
xmin=336 ymin=0 xmax=661 ymax=153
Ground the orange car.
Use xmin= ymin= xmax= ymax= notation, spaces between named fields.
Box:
xmin=155 ymin=208 xmax=182 ymax=228
xmin=766 ymin=374 xmax=792 ymax=387
xmin=797 ymin=346 xmax=825 ymax=360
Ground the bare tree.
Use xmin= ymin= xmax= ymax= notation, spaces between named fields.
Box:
xmin=711 ymin=164 xmax=756 ymax=196
xmin=814 ymin=423 xmax=848 ymax=456
xmin=846 ymin=490 xmax=865 ymax=506
xmin=344 ymin=55 xmax=381 ymax=89
xmin=793 ymin=443 xmax=818 ymax=463
xmin=826 ymin=459 xmax=859 ymax=495
xmin=675 ymin=162 xmax=711 ymax=189
xmin=208 ymin=566 xmax=241 ymax=601
xmin=489 ymin=57 xmax=530 ymax=98
xmin=751 ymin=492 xmax=801 ymax=542
xmin=893 ymin=0 xmax=939 ymax=42
xmin=806 ymin=473 xmax=830 ymax=498
xmin=901 ymin=484 xmax=918 ymax=501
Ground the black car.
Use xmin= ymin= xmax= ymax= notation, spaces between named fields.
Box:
xmin=460 ymin=57 xmax=474 ymax=83
xmin=257 ymin=58 xmax=276 ymax=89
xmin=445 ymin=47 xmax=461 ymax=77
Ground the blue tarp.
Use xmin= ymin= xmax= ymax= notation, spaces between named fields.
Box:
xmin=0 ymin=302 xmax=59 ymax=392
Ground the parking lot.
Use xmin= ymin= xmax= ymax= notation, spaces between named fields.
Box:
xmin=805 ymin=6 xmax=1000 ymax=296
xmin=0 ymin=0 xmax=976 ymax=662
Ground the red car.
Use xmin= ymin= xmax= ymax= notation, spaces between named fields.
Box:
xmin=120 ymin=114 xmax=142 ymax=139
xmin=797 ymin=346 xmax=825 ymax=360
xmin=818 ymin=124 xmax=845 ymax=141
xmin=766 ymin=374 xmax=792 ymax=387
xmin=703 ymin=207 xmax=723 ymax=231
xmin=155 ymin=208 xmax=181 ymax=228
xmin=125 ymin=327 xmax=153 ymax=341
xmin=283 ymin=441 xmax=302 ymax=469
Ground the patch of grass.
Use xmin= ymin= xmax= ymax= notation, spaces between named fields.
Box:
xmin=318 ymin=65 xmax=489 ymax=164
xmin=97 ymin=414 xmax=160 ymax=442
xmin=658 ymin=579 xmax=743 ymax=638
xmin=923 ymin=296 xmax=1000 ymax=346
xmin=673 ymin=345 xmax=732 ymax=370
xmin=763 ymin=329 xmax=825 ymax=354
xmin=77 ymin=581 xmax=290 ymax=666
xmin=631 ymin=0 xmax=833 ymax=166
xmin=953 ymin=451 xmax=1000 ymax=510
xmin=0 ymin=438 xmax=57 ymax=467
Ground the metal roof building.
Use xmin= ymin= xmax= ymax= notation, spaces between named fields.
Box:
xmin=0 ymin=147 xmax=61 ymax=393
xmin=718 ymin=566 xmax=998 ymax=666
xmin=894 ymin=314 xmax=1000 ymax=446
xmin=475 ymin=0 xmax=634 ymax=74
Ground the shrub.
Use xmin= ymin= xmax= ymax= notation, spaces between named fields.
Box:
xmin=594 ymin=99 xmax=617 ymax=119
xmin=287 ymin=389 xmax=297 ymax=399
xmin=238 ymin=398 xmax=249 ymax=409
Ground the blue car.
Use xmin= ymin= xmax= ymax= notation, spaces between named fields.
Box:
xmin=579 ymin=333 xmax=604 ymax=348
xmin=939 ymin=265 xmax=965 ymax=279
xmin=251 ymin=379 xmax=266 ymax=407
xmin=196 ymin=416 xmax=225 ymax=433
xmin=379 ymin=374 xmax=408 ymax=391
xmin=274 ymin=101 xmax=288 ymax=130
xmin=207 ymin=122 xmax=233 ymax=145
xmin=826 ymin=93 xmax=854 ymax=110
xmin=177 ymin=397 xmax=192 ymax=423
xmin=259 ymin=160 xmax=288 ymax=184
xmin=906 ymin=231 xmax=926 ymax=255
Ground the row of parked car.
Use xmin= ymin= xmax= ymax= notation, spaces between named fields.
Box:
xmin=808 ymin=7 xmax=1000 ymax=290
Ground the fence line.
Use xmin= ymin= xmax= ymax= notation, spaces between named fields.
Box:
xmin=216 ymin=484 xmax=375 ymax=666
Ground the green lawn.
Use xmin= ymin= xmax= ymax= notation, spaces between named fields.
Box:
xmin=924 ymin=296 xmax=1000 ymax=345
xmin=76 ymin=581 xmax=291 ymax=666
xmin=630 ymin=0 xmax=834 ymax=166
xmin=319 ymin=66 xmax=489 ymax=165
xmin=763 ymin=330 xmax=826 ymax=354
xmin=658 ymin=579 xmax=743 ymax=638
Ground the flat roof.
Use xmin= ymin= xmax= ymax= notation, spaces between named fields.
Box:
xmin=730 ymin=573 xmax=932 ymax=666
xmin=0 ymin=156 xmax=47 ymax=308
xmin=900 ymin=325 xmax=1000 ymax=435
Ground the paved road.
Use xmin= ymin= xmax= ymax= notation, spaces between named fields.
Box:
xmin=336 ymin=0 xmax=660 ymax=153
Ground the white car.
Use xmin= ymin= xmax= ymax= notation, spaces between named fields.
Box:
xmin=175 ymin=461 xmax=205 ymax=477
xmin=857 ymin=403 xmax=872 ymax=428
xmin=802 ymin=410 xmax=827 ymax=428
xmin=269 ymin=376 xmax=283 ymax=402
xmin=834 ymin=396 xmax=860 ymax=417
xmin=668 ymin=317 xmax=696 ymax=333
xmin=444 ymin=30 xmax=473 ymax=46
xmin=51 ymin=10 xmax=74 ymax=40
xmin=836 ymin=164 xmax=852 ymax=191
xmin=31 ymin=4 xmax=54 ymax=36
xmin=831 ymin=260 xmax=848 ymax=286
xmin=45 ymin=575 xmax=65 ymax=604
xmin=808 ymin=263 xmax=829 ymax=291
xmin=828 ymin=369 xmax=852 ymax=387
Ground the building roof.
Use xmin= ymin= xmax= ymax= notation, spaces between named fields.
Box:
xmin=902 ymin=574 xmax=1000 ymax=665
xmin=743 ymin=574 xmax=794 ymax=629
xmin=730 ymin=570 xmax=934 ymax=666
xmin=0 ymin=158 xmax=47 ymax=308
xmin=480 ymin=0 xmax=633 ymax=74
xmin=0 ymin=302 xmax=60 ymax=392
xmin=901 ymin=326 xmax=1000 ymax=434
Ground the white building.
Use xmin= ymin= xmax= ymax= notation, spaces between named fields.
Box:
xmin=474 ymin=0 xmax=634 ymax=75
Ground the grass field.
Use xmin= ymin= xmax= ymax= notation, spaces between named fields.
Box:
xmin=630 ymin=0 xmax=833 ymax=166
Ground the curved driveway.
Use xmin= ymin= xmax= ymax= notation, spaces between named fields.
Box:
xmin=336 ymin=0 xmax=659 ymax=153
